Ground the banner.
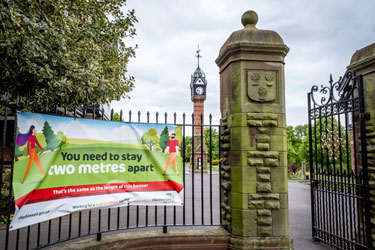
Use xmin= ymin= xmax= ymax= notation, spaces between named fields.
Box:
xmin=10 ymin=112 xmax=184 ymax=230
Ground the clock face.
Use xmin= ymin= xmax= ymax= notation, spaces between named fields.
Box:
xmin=196 ymin=87 xmax=204 ymax=95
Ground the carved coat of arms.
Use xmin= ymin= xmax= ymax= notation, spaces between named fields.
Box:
xmin=247 ymin=71 xmax=277 ymax=102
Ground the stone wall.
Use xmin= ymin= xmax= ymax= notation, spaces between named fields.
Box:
xmin=348 ymin=42 xmax=375 ymax=248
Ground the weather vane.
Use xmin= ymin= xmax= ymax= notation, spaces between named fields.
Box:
xmin=196 ymin=45 xmax=202 ymax=67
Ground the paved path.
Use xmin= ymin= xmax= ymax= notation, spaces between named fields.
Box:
xmin=289 ymin=181 xmax=331 ymax=250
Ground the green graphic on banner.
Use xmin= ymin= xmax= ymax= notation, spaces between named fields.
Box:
xmin=11 ymin=112 xmax=184 ymax=230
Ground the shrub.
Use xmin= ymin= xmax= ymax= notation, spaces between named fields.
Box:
xmin=288 ymin=163 xmax=300 ymax=175
xmin=1 ymin=169 xmax=14 ymax=224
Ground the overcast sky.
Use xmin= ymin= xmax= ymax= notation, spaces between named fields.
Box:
xmin=112 ymin=0 xmax=375 ymax=126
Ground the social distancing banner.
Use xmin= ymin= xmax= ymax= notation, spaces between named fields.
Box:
xmin=10 ymin=112 xmax=184 ymax=230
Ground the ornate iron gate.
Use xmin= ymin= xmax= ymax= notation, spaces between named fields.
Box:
xmin=308 ymin=71 xmax=371 ymax=249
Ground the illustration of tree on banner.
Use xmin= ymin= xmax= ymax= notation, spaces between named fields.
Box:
xmin=159 ymin=126 xmax=169 ymax=152
xmin=174 ymin=126 xmax=183 ymax=153
xmin=56 ymin=131 xmax=67 ymax=148
xmin=141 ymin=128 xmax=160 ymax=150
xmin=42 ymin=121 xmax=60 ymax=151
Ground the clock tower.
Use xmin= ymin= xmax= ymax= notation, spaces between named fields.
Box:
xmin=190 ymin=47 xmax=208 ymax=171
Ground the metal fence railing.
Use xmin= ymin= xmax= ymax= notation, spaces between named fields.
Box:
xmin=0 ymin=89 xmax=223 ymax=250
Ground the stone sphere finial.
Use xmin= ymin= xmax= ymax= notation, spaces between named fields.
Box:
xmin=241 ymin=10 xmax=258 ymax=29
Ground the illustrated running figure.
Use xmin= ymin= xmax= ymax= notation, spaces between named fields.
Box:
xmin=16 ymin=125 xmax=45 ymax=184
xmin=163 ymin=133 xmax=179 ymax=176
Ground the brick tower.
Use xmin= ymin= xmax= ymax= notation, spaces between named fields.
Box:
xmin=190 ymin=47 xmax=208 ymax=171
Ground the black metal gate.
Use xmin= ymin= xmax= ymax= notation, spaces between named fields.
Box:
xmin=308 ymin=71 xmax=371 ymax=249
xmin=0 ymin=89 xmax=223 ymax=250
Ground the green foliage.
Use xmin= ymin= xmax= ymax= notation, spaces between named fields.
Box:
xmin=159 ymin=126 xmax=169 ymax=152
xmin=204 ymin=128 xmax=219 ymax=161
xmin=174 ymin=126 xmax=183 ymax=147
xmin=0 ymin=0 xmax=137 ymax=105
xmin=0 ymin=169 xmax=14 ymax=224
xmin=141 ymin=128 xmax=159 ymax=150
xmin=42 ymin=121 xmax=60 ymax=150
xmin=287 ymin=125 xmax=304 ymax=167
xmin=184 ymin=136 xmax=192 ymax=163
xmin=112 ymin=112 xmax=123 ymax=122
xmin=287 ymin=118 xmax=351 ymax=174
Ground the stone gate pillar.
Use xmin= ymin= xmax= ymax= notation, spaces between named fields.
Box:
xmin=215 ymin=10 xmax=293 ymax=249
xmin=347 ymin=42 xmax=375 ymax=249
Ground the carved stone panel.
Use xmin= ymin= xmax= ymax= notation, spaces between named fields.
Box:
xmin=247 ymin=71 xmax=277 ymax=102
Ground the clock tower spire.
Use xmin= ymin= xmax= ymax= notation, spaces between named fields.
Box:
xmin=190 ymin=46 xmax=208 ymax=171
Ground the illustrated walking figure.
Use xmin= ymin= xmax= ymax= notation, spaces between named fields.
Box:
xmin=163 ymin=133 xmax=179 ymax=176
xmin=16 ymin=125 xmax=45 ymax=184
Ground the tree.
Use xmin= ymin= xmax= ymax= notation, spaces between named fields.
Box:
xmin=42 ymin=121 xmax=59 ymax=150
xmin=184 ymin=136 xmax=192 ymax=163
xmin=0 ymin=0 xmax=137 ymax=105
xmin=112 ymin=112 xmax=123 ymax=122
xmin=204 ymin=128 xmax=219 ymax=161
xmin=159 ymin=126 xmax=169 ymax=152
xmin=141 ymin=128 xmax=159 ymax=150
xmin=287 ymin=118 xmax=351 ymax=174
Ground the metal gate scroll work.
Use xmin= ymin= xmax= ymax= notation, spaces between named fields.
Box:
xmin=308 ymin=71 xmax=371 ymax=250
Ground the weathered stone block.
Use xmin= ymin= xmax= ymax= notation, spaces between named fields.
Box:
xmin=279 ymin=193 xmax=288 ymax=209
xmin=262 ymin=120 xmax=278 ymax=127
xmin=249 ymin=200 xmax=264 ymax=209
xmin=248 ymin=120 xmax=263 ymax=127
xmin=231 ymin=113 xmax=248 ymax=127
xmin=257 ymin=182 xmax=272 ymax=193
xmin=257 ymin=209 xmax=272 ymax=216
xmin=249 ymin=194 xmax=262 ymax=200
xmin=265 ymin=200 xmax=280 ymax=209
xmin=247 ymin=113 xmax=264 ymax=120
xmin=231 ymin=167 xmax=256 ymax=193
xmin=258 ymin=226 xmax=272 ymax=237
xmin=257 ymin=143 xmax=270 ymax=151
xmin=264 ymin=158 xmax=279 ymax=167
xmin=272 ymin=209 xmax=290 ymax=236
xmin=262 ymin=113 xmax=278 ymax=120
xmin=232 ymin=209 xmax=257 ymax=236
xmin=263 ymin=193 xmax=280 ymax=200
xmin=231 ymin=126 xmax=255 ymax=151
xmin=248 ymin=158 xmax=263 ymax=167
xmin=222 ymin=143 xmax=230 ymax=151
xmin=257 ymin=167 xmax=271 ymax=174
xmin=257 ymin=174 xmax=271 ymax=182
xmin=257 ymin=127 xmax=269 ymax=134
xmin=366 ymin=126 xmax=375 ymax=132
xmin=257 ymin=216 xmax=272 ymax=226
xmin=271 ymin=167 xmax=288 ymax=193
xmin=229 ymin=151 xmax=248 ymax=166
xmin=270 ymin=134 xmax=287 ymax=151
xmin=248 ymin=150 xmax=279 ymax=158
xmin=256 ymin=135 xmax=270 ymax=143
xmin=368 ymin=146 xmax=375 ymax=153
xmin=232 ymin=193 xmax=249 ymax=209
